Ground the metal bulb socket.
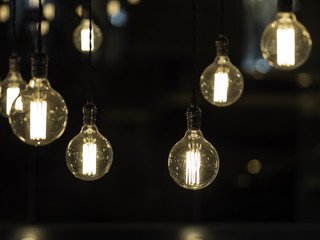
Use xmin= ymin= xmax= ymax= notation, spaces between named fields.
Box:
xmin=83 ymin=102 xmax=97 ymax=125
xmin=186 ymin=105 xmax=202 ymax=130
xmin=31 ymin=53 xmax=48 ymax=78
xmin=215 ymin=34 xmax=229 ymax=56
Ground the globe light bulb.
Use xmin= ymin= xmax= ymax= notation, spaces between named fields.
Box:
xmin=66 ymin=103 xmax=113 ymax=181
xmin=168 ymin=105 xmax=219 ymax=190
xmin=9 ymin=53 xmax=68 ymax=146
xmin=73 ymin=4 xmax=103 ymax=53
xmin=0 ymin=55 xmax=27 ymax=118
xmin=200 ymin=35 xmax=244 ymax=107
xmin=260 ymin=0 xmax=312 ymax=70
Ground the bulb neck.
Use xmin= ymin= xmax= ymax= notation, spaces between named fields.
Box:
xmin=278 ymin=0 xmax=293 ymax=12
xmin=83 ymin=102 xmax=97 ymax=125
xmin=215 ymin=34 xmax=229 ymax=56
xmin=186 ymin=105 xmax=202 ymax=130
xmin=9 ymin=54 xmax=20 ymax=72
xmin=31 ymin=53 xmax=48 ymax=78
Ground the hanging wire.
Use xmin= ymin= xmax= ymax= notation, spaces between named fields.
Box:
xmin=87 ymin=0 xmax=93 ymax=103
xmin=12 ymin=0 xmax=17 ymax=54
xmin=191 ymin=0 xmax=197 ymax=107
xmin=37 ymin=0 xmax=43 ymax=53
xmin=219 ymin=0 xmax=225 ymax=35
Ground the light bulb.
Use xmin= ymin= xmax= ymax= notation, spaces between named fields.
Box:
xmin=200 ymin=35 xmax=244 ymax=107
xmin=0 ymin=55 xmax=27 ymax=118
xmin=168 ymin=105 xmax=219 ymax=190
xmin=66 ymin=103 xmax=113 ymax=181
xmin=9 ymin=53 xmax=68 ymax=146
xmin=73 ymin=4 xmax=103 ymax=53
xmin=260 ymin=0 xmax=312 ymax=70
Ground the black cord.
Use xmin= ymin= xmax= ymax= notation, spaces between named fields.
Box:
xmin=87 ymin=0 xmax=93 ymax=103
xmin=191 ymin=0 xmax=197 ymax=107
xmin=12 ymin=0 xmax=17 ymax=54
xmin=219 ymin=0 xmax=225 ymax=35
xmin=37 ymin=0 xmax=43 ymax=53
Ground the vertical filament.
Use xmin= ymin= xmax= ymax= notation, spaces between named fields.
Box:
xmin=81 ymin=28 xmax=94 ymax=51
xmin=277 ymin=27 xmax=295 ymax=66
xmin=83 ymin=142 xmax=97 ymax=175
xmin=30 ymin=100 xmax=47 ymax=140
xmin=214 ymin=72 xmax=229 ymax=103
xmin=6 ymin=87 xmax=21 ymax=115
xmin=186 ymin=145 xmax=201 ymax=185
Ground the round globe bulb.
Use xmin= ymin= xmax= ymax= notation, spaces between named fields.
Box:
xmin=66 ymin=103 xmax=113 ymax=181
xmin=261 ymin=12 xmax=312 ymax=70
xmin=9 ymin=54 xmax=68 ymax=146
xmin=73 ymin=19 xmax=103 ymax=53
xmin=168 ymin=106 xmax=219 ymax=190
xmin=0 ymin=56 xmax=27 ymax=118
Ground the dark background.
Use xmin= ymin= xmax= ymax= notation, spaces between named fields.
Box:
xmin=1 ymin=0 xmax=320 ymax=239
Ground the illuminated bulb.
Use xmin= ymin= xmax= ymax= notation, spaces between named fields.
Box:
xmin=66 ymin=103 xmax=113 ymax=181
xmin=0 ymin=56 xmax=27 ymax=118
xmin=107 ymin=0 xmax=121 ymax=17
xmin=168 ymin=105 xmax=219 ymax=190
xmin=0 ymin=4 xmax=10 ymax=23
xmin=261 ymin=0 xmax=312 ymax=70
xmin=200 ymin=35 xmax=244 ymax=107
xmin=43 ymin=3 xmax=55 ymax=21
xmin=73 ymin=4 xmax=103 ymax=53
xmin=9 ymin=53 xmax=68 ymax=146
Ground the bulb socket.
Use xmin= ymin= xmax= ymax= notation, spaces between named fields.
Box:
xmin=186 ymin=105 xmax=202 ymax=130
xmin=9 ymin=54 xmax=20 ymax=72
xmin=278 ymin=0 xmax=293 ymax=12
xmin=215 ymin=34 xmax=229 ymax=56
xmin=82 ymin=2 xmax=90 ymax=19
xmin=31 ymin=53 xmax=48 ymax=78
xmin=83 ymin=102 xmax=97 ymax=125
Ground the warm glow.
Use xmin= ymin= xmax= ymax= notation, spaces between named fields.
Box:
xmin=81 ymin=28 xmax=94 ymax=51
xmin=83 ymin=142 xmax=97 ymax=175
xmin=107 ymin=0 xmax=121 ymax=16
xmin=277 ymin=27 xmax=295 ymax=66
xmin=29 ymin=0 xmax=43 ymax=8
xmin=43 ymin=3 xmax=55 ymax=21
xmin=75 ymin=5 xmax=82 ymax=17
xmin=128 ymin=0 xmax=141 ymax=5
xmin=214 ymin=72 xmax=229 ymax=103
xmin=0 ymin=4 xmax=10 ymax=23
xmin=6 ymin=88 xmax=20 ymax=115
xmin=30 ymin=100 xmax=47 ymax=140
xmin=247 ymin=159 xmax=262 ymax=174
xmin=186 ymin=146 xmax=200 ymax=185
xmin=37 ymin=20 xmax=50 ymax=36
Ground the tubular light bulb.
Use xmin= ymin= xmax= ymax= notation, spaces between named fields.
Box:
xmin=9 ymin=53 xmax=68 ymax=146
xmin=73 ymin=4 xmax=103 ymax=53
xmin=200 ymin=35 xmax=244 ymax=107
xmin=168 ymin=106 xmax=219 ymax=190
xmin=260 ymin=0 xmax=312 ymax=70
xmin=66 ymin=103 xmax=113 ymax=181
xmin=0 ymin=56 xmax=27 ymax=118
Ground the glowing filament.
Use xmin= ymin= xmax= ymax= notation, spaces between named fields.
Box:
xmin=81 ymin=29 xmax=94 ymax=51
xmin=6 ymin=88 xmax=21 ymax=115
xmin=214 ymin=72 xmax=229 ymax=103
xmin=186 ymin=149 xmax=201 ymax=185
xmin=83 ymin=142 xmax=97 ymax=175
xmin=30 ymin=100 xmax=47 ymax=140
xmin=277 ymin=28 xmax=295 ymax=66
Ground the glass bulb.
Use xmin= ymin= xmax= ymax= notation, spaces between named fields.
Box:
xmin=168 ymin=106 xmax=219 ymax=190
xmin=261 ymin=12 xmax=312 ymax=70
xmin=73 ymin=19 xmax=103 ymax=53
xmin=66 ymin=103 xmax=113 ymax=181
xmin=200 ymin=56 xmax=244 ymax=107
xmin=0 ymin=56 xmax=27 ymax=118
xmin=9 ymin=54 xmax=68 ymax=146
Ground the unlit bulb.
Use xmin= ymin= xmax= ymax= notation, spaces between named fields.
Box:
xmin=261 ymin=1 xmax=312 ymax=70
xmin=168 ymin=106 xmax=219 ymax=190
xmin=200 ymin=35 xmax=244 ymax=107
xmin=0 ymin=56 xmax=27 ymax=118
xmin=9 ymin=53 xmax=68 ymax=146
xmin=66 ymin=103 xmax=113 ymax=181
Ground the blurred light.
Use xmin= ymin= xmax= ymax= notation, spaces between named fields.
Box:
xmin=296 ymin=73 xmax=312 ymax=88
xmin=242 ymin=59 xmax=255 ymax=74
xmin=29 ymin=0 xmax=44 ymax=8
xmin=255 ymin=58 xmax=270 ymax=74
xmin=43 ymin=3 xmax=55 ymax=21
xmin=2 ymin=0 xmax=10 ymax=2
xmin=0 ymin=4 xmax=10 ymax=23
xmin=247 ymin=159 xmax=262 ymax=174
xmin=128 ymin=0 xmax=141 ymax=4
xmin=36 ymin=20 xmax=50 ymax=35
xmin=12 ymin=227 xmax=45 ymax=240
xmin=179 ymin=227 xmax=213 ymax=240
xmin=107 ymin=0 xmax=121 ymax=16
xmin=236 ymin=174 xmax=252 ymax=188
xmin=75 ymin=4 xmax=82 ymax=17
xmin=110 ymin=10 xmax=127 ymax=27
